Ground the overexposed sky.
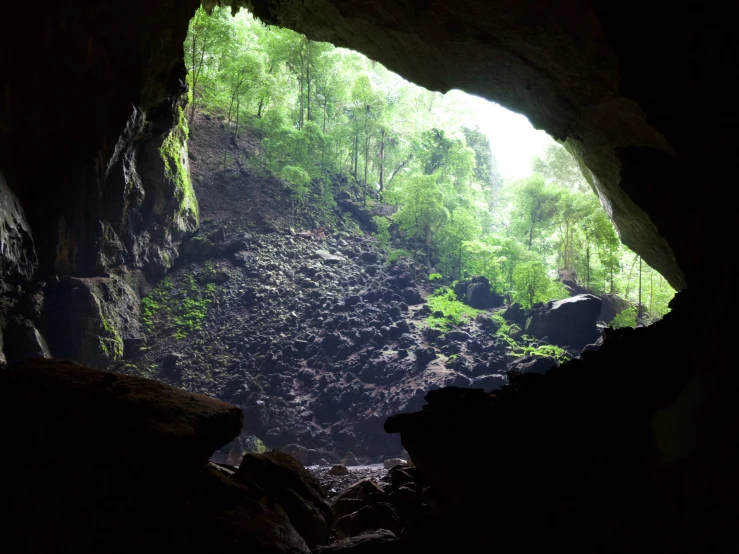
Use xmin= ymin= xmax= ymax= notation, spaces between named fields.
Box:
xmin=446 ymin=91 xmax=556 ymax=182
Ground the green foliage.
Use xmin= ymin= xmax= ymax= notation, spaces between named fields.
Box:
xmin=184 ymin=6 xmax=676 ymax=324
xmin=388 ymin=248 xmax=412 ymax=263
xmin=429 ymin=273 xmax=442 ymax=281
xmin=142 ymin=273 xmax=218 ymax=340
xmin=372 ymin=216 xmax=391 ymax=249
xmin=490 ymin=313 xmax=569 ymax=364
xmin=99 ymin=315 xmax=124 ymax=361
xmin=160 ymin=105 xmax=199 ymax=226
xmin=610 ymin=306 xmax=637 ymax=329
xmin=426 ymin=287 xmax=480 ymax=331
xmin=511 ymin=261 xmax=568 ymax=309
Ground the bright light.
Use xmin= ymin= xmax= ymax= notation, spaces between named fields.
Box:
xmin=446 ymin=91 xmax=557 ymax=182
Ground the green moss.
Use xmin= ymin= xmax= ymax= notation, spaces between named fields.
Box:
xmin=142 ymin=272 xmax=217 ymax=340
xmin=99 ymin=315 xmax=124 ymax=361
xmin=491 ymin=312 xmax=570 ymax=364
xmin=160 ymin=105 xmax=199 ymax=225
xmin=425 ymin=287 xmax=480 ymax=332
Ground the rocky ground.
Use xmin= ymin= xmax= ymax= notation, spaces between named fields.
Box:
xmin=113 ymin=113 xmax=608 ymax=464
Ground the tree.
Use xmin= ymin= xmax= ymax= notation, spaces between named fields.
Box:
xmin=185 ymin=7 xmax=232 ymax=129
xmin=391 ymin=175 xmax=448 ymax=263
xmin=533 ymin=144 xmax=590 ymax=193
xmin=512 ymin=261 xmax=567 ymax=309
xmin=509 ymin=176 xmax=562 ymax=251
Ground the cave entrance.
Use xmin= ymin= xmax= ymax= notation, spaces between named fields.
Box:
xmin=115 ymin=5 xmax=675 ymax=468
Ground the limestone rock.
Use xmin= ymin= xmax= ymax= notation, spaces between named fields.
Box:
xmin=463 ymin=276 xmax=503 ymax=309
xmin=40 ymin=274 xmax=142 ymax=368
xmin=315 ymin=249 xmax=345 ymax=264
xmin=331 ymin=479 xmax=387 ymax=520
xmin=330 ymin=464 xmax=350 ymax=476
xmin=598 ymin=293 xmax=631 ymax=324
xmin=508 ymin=355 xmax=558 ymax=376
xmin=335 ymin=502 xmax=403 ymax=539
xmin=1 ymin=315 xmax=51 ymax=365
xmin=525 ymin=294 xmax=602 ymax=349
xmin=341 ymin=451 xmax=360 ymax=466
xmin=383 ymin=458 xmax=408 ymax=470
xmin=316 ymin=529 xmax=399 ymax=554
xmin=234 ymin=451 xmax=333 ymax=549
xmin=0 ymin=171 xmax=36 ymax=281
xmin=0 ymin=359 xmax=243 ymax=468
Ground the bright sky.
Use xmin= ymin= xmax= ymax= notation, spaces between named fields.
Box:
xmin=446 ymin=90 xmax=557 ymax=182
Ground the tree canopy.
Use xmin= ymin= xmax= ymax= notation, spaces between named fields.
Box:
xmin=185 ymin=6 xmax=675 ymax=323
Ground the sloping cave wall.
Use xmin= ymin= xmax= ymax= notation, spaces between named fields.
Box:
xmin=0 ymin=1 xmax=735 ymax=448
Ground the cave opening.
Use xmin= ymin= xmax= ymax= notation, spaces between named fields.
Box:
xmin=2 ymin=1 xmax=737 ymax=551
xmin=105 ymin=5 xmax=678 ymax=469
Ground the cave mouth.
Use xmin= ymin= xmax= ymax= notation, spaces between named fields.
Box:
xmin=104 ymin=5 xmax=677 ymax=468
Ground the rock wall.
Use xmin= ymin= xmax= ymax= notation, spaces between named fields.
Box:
xmin=0 ymin=170 xmax=36 ymax=282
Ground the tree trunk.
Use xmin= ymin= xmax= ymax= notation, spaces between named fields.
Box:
xmin=306 ymin=41 xmax=312 ymax=123
xmin=379 ymin=128 xmax=385 ymax=192
xmin=363 ymin=134 xmax=370 ymax=206
xmin=235 ymin=94 xmax=241 ymax=138
xmin=323 ymin=97 xmax=328 ymax=132
xmin=298 ymin=45 xmax=305 ymax=130
xmin=638 ymin=255 xmax=643 ymax=320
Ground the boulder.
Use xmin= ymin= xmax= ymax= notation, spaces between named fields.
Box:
xmin=1 ymin=315 xmax=51 ymax=365
xmin=383 ymin=458 xmax=408 ymax=470
xmin=415 ymin=347 xmax=437 ymax=367
xmin=180 ymin=235 xmax=217 ymax=259
xmin=341 ymin=451 xmax=360 ymax=466
xmin=234 ymin=451 xmax=333 ymax=549
xmin=0 ymin=360 xmax=293 ymax=552
xmin=316 ymin=529 xmax=399 ymax=554
xmin=330 ymin=464 xmax=350 ymax=476
xmin=598 ymin=293 xmax=631 ymax=324
xmin=335 ymin=502 xmax=403 ymax=539
xmin=470 ymin=373 xmax=508 ymax=391
xmin=331 ymin=479 xmax=387 ymax=520
xmin=525 ymin=294 xmax=602 ymax=349
xmin=315 ymin=249 xmax=345 ymax=265
xmin=40 ymin=274 xmax=141 ymax=368
xmin=0 ymin=359 xmax=242 ymax=469
xmin=358 ymin=251 xmax=379 ymax=264
xmin=508 ymin=356 xmax=558 ymax=376
xmin=502 ymin=302 xmax=526 ymax=325
xmin=463 ymin=276 xmax=503 ymax=309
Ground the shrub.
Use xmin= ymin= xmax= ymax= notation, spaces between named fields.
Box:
xmin=426 ymin=287 xmax=480 ymax=331
xmin=610 ymin=306 xmax=637 ymax=329
xmin=372 ymin=216 xmax=391 ymax=249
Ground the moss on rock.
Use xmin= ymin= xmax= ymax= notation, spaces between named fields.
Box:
xmin=160 ymin=104 xmax=199 ymax=230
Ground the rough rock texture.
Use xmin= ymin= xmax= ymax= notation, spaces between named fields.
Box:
xmin=0 ymin=359 xmax=334 ymax=553
xmin=525 ymin=293 xmax=602 ymax=349
xmin=316 ymin=530 xmax=399 ymax=554
xmin=41 ymin=273 xmax=143 ymax=368
xmin=1 ymin=315 xmax=51 ymax=365
xmin=0 ymin=359 xmax=243 ymax=466
xmin=458 ymin=276 xmax=502 ymax=309
xmin=0 ymin=171 xmax=36 ymax=281
xmin=234 ymin=451 xmax=333 ymax=549
xmin=384 ymin=297 xmax=739 ymax=551
xmin=1 ymin=1 xmax=202 ymax=279
xmin=598 ymin=292 xmax=631 ymax=324
xmin=507 ymin=355 xmax=558 ymax=376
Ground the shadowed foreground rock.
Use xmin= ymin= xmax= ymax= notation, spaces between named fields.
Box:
xmin=384 ymin=293 xmax=739 ymax=553
xmin=0 ymin=360 xmax=319 ymax=553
